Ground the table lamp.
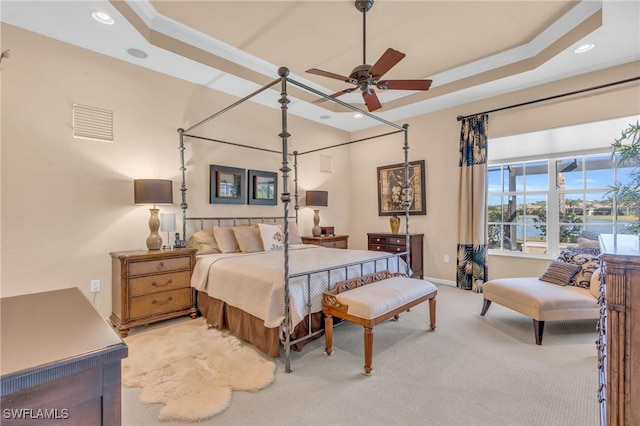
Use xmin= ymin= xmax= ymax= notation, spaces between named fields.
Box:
xmin=134 ymin=179 xmax=173 ymax=250
xmin=306 ymin=190 xmax=328 ymax=237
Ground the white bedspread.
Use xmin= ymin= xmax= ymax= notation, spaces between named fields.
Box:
xmin=191 ymin=245 xmax=408 ymax=329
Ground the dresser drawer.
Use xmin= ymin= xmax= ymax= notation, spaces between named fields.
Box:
xmin=129 ymin=270 xmax=191 ymax=297
xmin=368 ymin=236 xmax=389 ymax=245
xmin=128 ymin=256 xmax=191 ymax=276
xmin=368 ymin=243 xmax=388 ymax=252
xmin=388 ymin=236 xmax=407 ymax=246
xmin=129 ymin=288 xmax=192 ymax=319
xmin=322 ymin=240 xmax=348 ymax=249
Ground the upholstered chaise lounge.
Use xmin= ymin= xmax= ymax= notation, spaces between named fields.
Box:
xmin=480 ymin=246 xmax=601 ymax=344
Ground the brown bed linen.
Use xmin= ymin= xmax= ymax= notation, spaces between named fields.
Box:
xmin=196 ymin=290 xmax=323 ymax=358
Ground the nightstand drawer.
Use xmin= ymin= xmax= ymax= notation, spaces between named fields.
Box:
xmin=322 ymin=240 xmax=347 ymax=249
xmin=129 ymin=256 xmax=190 ymax=276
xmin=129 ymin=270 xmax=191 ymax=297
xmin=129 ymin=288 xmax=192 ymax=319
xmin=368 ymin=236 xmax=388 ymax=245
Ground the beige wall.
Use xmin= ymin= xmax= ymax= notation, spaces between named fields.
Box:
xmin=1 ymin=23 xmax=639 ymax=319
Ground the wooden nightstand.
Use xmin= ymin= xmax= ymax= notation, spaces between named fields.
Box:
xmin=109 ymin=248 xmax=197 ymax=337
xmin=301 ymin=234 xmax=349 ymax=249
xmin=367 ymin=232 xmax=424 ymax=278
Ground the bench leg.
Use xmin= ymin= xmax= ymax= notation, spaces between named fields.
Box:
xmin=533 ymin=319 xmax=545 ymax=345
xmin=480 ymin=299 xmax=492 ymax=316
xmin=363 ymin=326 xmax=373 ymax=375
xmin=324 ymin=314 xmax=333 ymax=356
xmin=428 ymin=297 xmax=437 ymax=330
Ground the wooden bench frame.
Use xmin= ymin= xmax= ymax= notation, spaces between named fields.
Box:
xmin=322 ymin=270 xmax=437 ymax=375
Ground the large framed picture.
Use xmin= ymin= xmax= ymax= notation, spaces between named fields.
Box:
xmin=210 ymin=165 xmax=245 ymax=204
xmin=248 ymin=170 xmax=277 ymax=205
xmin=377 ymin=160 xmax=426 ymax=216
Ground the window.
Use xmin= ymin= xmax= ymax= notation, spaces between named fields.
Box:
xmin=488 ymin=153 xmax=636 ymax=256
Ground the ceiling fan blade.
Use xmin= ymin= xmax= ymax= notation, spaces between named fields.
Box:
xmin=367 ymin=48 xmax=406 ymax=79
xmin=311 ymin=88 xmax=357 ymax=104
xmin=362 ymin=90 xmax=382 ymax=112
xmin=377 ymin=79 xmax=433 ymax=91
xmin=306 ymin=68 xmax=352 ymax=83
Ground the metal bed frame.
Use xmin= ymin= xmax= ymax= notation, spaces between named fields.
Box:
xmin=177 ymin=67 xmax=413 ymax=372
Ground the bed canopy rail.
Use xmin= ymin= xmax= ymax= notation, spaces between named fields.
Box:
xmin=178 ymin=66 xmax=413 ymax=372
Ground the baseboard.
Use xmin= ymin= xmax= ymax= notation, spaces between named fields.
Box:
xmin=424 ymin=276 xmax=456 ymax=287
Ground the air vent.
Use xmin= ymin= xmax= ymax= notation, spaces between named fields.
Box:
xmin=73 ymin=104 xmax=114 ymax=142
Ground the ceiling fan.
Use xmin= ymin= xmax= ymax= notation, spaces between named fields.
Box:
xmin=306 ymin=0 xmax=432 ymax=112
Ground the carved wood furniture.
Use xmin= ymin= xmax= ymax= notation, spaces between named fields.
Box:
xmin=301 ymin=234 xmax=349 ymax=249
xmin=597 ymin=234 xmax=639 ymax=426
xmin=322 ymin=270 xmax=437 ymax=375
xmin=110 ymin=248 xmax=197 ymax=337
xmin=1 ymin=288 xmax=128 ymax=425
xmin=367 ymin=232 xmax=424 ymax=278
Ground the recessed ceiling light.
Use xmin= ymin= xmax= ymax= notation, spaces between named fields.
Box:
xmin=574 ymin=43 xmax=595 ymax=54
xmin=127 ymin=48 xmax=148 ymax=59
xmin=353 ymin=113 xmax=363 ymax=119
xmin=92 ymin=11 xmax=114 ymax=25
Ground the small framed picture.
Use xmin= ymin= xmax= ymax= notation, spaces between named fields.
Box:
xmin=248 ymin=170 xmax=278 ymax=205
xmin=377 ymin=159 xmax=426 ymax=216
xmin=210 ymin=165 xmax=245 ymax=204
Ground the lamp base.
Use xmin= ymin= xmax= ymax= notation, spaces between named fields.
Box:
xmin=146 ymin=208 xmax=162 ymax=250
xmin=312 ymin=209 xmax=321 ymax=237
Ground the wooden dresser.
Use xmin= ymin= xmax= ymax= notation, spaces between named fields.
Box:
xmin=301 ymin=234 xmax=349 ymax=249
xmin=597 ymin=235 xmax=639 ymax=426
xmin=110 ymin=248 xmax=197 ymax=337
xmin=1 ymin=288 xmax=128 ymax=425
xmin=367 ymin=232 xmax=424 ymax=278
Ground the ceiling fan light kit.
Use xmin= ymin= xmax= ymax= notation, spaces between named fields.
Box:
xmin=307 ymin=0 xmax=432 ymax=112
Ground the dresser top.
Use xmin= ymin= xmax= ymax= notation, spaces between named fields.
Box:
xmin=1 ymin=288 xmax=126 ymax=383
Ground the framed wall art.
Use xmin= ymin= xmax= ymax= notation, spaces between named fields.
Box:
xmin=377 ymin=159 xmax=426 ymax=216
xmin=248 ymin=170 xmax=278 ymax=205
xmin=210 ymin=165 xmax=245 ymax=204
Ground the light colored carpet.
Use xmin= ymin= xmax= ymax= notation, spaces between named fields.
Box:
xmin=122 ymin=284 xmax=599 ymax=426
xmin=122 ymin=319 xmax=276 ymax=422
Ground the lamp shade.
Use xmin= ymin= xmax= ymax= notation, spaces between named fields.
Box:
xmin=306 ymin=190 xmax=328 ymax=207
xmin=134 ymin=179 xmax=173 ymax=205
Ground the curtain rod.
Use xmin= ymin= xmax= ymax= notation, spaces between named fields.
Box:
xmin=456 ymin=76 xmax=640 ymax=122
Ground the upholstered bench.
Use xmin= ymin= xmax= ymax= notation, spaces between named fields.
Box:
xmin=481 ymin=274 xmax=600 ymax=345
xmin=322 ymin=270 xmax=437 ymax=375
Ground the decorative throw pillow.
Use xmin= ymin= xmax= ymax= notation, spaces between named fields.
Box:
xmin=213 ymin=226 xmax=239 ymax=253
xmin=557 ymin=247 xmax=601 ymax=289
xmin=258 ymin=223 xmax=285 ymax=251
xmin=589 ymin=268 xmax=602 ymax=299
xmin=539 ymin=261 xmax=582 ymax=286
xmin=232 ymin=225 xmax=264 ymax=253
xmin=186 ymin=229 xmax=220 ymax=255
xmin=287 ymin=221 xmax=303 ymax=245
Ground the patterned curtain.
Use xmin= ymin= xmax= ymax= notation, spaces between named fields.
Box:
xmin=457 ymin=114 xmax=489 ymax=292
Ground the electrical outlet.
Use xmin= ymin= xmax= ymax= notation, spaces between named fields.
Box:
xmin=444 ymin=255 xmax=450 ymax=263
xmin=90 ymin=279 xmax=101 ymax=293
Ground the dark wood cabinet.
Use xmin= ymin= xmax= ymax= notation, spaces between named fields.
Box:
xmin=110 ymin=248 xmax=197 ymax=337
xmin=367 ymin=232 xmax=424 ymax=278
xmin=597 ymin=235 xmax=640 ymax=426
xmin=301 ymin=234 xmax=349 ymax=249
xmin=1 ymin=288 xmax=128 ymax=425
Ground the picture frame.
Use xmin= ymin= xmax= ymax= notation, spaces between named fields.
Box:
xmin=210 ymin=165 xmax=245 ymax=204
xmin=248 ymin=170 xmax=278 ymax=205
xmin=377 ymin=159 xmax=426 ymax=216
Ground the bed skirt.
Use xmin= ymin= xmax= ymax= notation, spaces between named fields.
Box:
xmin=196 ymin=290 xmax=323 ymax=358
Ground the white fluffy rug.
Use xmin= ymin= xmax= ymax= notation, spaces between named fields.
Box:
xmin=122 ymin=318 xmax=276 ymax=422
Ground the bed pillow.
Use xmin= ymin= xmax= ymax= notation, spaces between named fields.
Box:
xmin=288 ymin=221 xmax=303 ymax=245
xmin=213 ymin=226 xmax=239 ymax=253
xmin=232 ymin=225 xmax=264 ymax=253
xmin=557 ymin=247 xmax=601 ymax=289
xmin=539 ymin=261 xmax=581 ymax=286
xmin=258 ymin=223 xmax=285 ymax=251
xmin=186 ymin=229 xmax=220 ymax=255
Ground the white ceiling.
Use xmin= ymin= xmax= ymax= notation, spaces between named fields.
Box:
xmin=2 ymin=0 xmax=639 ymax=132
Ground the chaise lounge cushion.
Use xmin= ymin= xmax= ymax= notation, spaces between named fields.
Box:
xmin=482 ymin=277 xmax=599 ymax=322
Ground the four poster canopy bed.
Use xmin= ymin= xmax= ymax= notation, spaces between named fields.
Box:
xmin=178 ymin=67 xmax=415 ymax=372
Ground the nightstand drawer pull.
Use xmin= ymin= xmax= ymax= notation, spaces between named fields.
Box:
xmin=152 ymin=296 xmax=173 ymax=305
xmin=151 ymin=279 xmax=172 ymax=288
xmin=157 ymin=261 xmax=165 ymax=270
